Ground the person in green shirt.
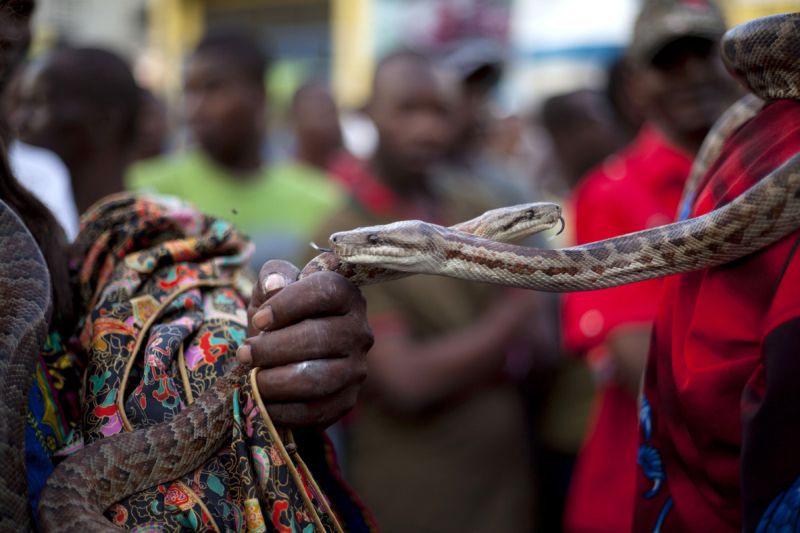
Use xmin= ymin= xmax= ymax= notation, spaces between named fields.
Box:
xmin=127 ymin=32 xmax=344 ymax=267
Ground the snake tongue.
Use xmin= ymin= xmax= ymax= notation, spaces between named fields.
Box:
xmin=310 ymin=242 xmax=333 ymax=253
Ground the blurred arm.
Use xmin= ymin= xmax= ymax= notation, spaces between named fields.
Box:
xmin=367 ymin=290 xmax=540 ymax=414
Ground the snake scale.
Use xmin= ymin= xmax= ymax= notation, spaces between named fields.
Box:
xmin=35 ymin=203 xmax=562 ymax=531
xmin=330 ymin=150 xmax=800 ymax=290
xmin=0 ymin=10 xmax=788 ymax=532
xmin=0 ymin=202 xmax=50 ymax=533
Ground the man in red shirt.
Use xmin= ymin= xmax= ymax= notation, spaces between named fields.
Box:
xmin=562 ymin=1 xmax=739 ymax=531
xmin=634 ymin=64 xmax=800 ymax=533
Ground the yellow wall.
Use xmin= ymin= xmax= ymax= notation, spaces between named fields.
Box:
xmin=146 ymin=0 xmax=205 ymax=96
xmin=331 ymin=0 xmax=374 ymax=109
xmin=720 ymin=0 xmax=800 ymax=25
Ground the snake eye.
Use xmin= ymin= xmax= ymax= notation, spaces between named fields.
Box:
xmin=367 ymin=234 xmax=380 ymax=245
xmin=525 ymin=209 xmax=536 ymax=219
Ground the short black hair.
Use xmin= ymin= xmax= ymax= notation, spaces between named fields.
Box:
xmin=48 ymin=47 xmax=140 ymax=144
xmin=192 ymin=31 xmax=270 ymax=86
xmin=374 ymin=49 xmax=429 ymax=76
xmin=371 ymin=48 xmax=431 ymax=97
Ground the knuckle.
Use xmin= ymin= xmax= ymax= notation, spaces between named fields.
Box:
xmin=318 ymin=271 xmax=353 ymax=298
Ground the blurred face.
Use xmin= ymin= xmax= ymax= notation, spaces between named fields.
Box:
xmin=0 ymin=0 xmax=34 ymax=90
xmin=632 ymin=36 xmax=738 ymax=152
xmin=183 ymin=52 xmax=264 ymax=155
xmin=550 ymin=92 xmax=626 ymax=185
xmin=135 ymin=92 xmax=168 ymax=160
xmin=369 ymin=59 xmax=450 ymax=179
xmin=293 ymin=85 xmax=342 ymax=156
xmin=15 ymin=57 xmax=88 ymax=164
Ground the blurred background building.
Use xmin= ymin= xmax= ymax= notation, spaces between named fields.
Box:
xmin=31 ymin=0 xmax=799 ymax=116
xmin=22 ymin=0 xmax=796 ymax=182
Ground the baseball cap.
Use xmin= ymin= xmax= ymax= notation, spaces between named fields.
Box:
xmin=439 ymin=38 xmax=504 ymax=92
xmin=630 ymin=0 xmax=727 ymax=64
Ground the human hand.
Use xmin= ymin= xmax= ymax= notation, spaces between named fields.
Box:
xmin=237 ymin=260 xmax=373 ymax=427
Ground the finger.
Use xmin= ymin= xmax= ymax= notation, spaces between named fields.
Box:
xmin=265 ymin=385 xmax=362 ymax=428
xmin=244 ymin=316 xmax=362 ymax=367
xmin=255 ymin=357 xmax=367 ymax=402
xmin=260 ymin=271 xmax=363 ymax=331
xmin=248 ymin=260 xmax=301 ymax=335
xmin=252 ymin=260 xmax=300 ymax=307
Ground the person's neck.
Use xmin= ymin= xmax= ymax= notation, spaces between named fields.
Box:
xmin=370 ymin=154 xmax=430 ymax=198
xmin=70 ymin=150 xmax=129 ymax=214
xmin=369 ymin=154 xmax=442 ymax=221
xmin=676 ymin=132 xmax=706 ymax=157
xmin=656 ymin=123 xmax=708 ymax=158
xmin=203 ymin=136 xmax=263 ymax=178
xmin=296 ymin=143 xmax=338 ymax=171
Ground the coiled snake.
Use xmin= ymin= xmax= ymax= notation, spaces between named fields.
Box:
xmin=0 ymin=11 xmax=790 ymax=532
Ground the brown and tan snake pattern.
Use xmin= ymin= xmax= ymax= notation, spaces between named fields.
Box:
xmin=36 ymin=203 xmax=561 ymax=532
xmin=17 ymin=10 xmax=800 ymax=532
xmin=0 ymin=201 xmax=50 ymax=533
xmin=329 ymin=151 xmax=800 ymax=289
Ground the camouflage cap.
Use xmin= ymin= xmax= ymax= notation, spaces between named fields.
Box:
xmin=630 ymin=0 xmax=727 ymax=63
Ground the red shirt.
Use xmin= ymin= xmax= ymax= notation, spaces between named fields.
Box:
xmin=327 ymin=153 xmax=398 ymax=217
xmin=634 ymin=99 xmax=800 ymax=533
xmin=563 ymin=126 xmax=692 ymax=533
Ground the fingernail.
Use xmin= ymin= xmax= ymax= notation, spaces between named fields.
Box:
xmin=253 ymin=306 xmax=273 ymax=330
xmin=264 ymin=273 xmax=287 ymax=294
xmin=237 ymin=345 xmax=252 ymax=365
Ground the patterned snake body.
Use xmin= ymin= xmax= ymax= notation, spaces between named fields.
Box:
xmin=328 ymin=12 xmax=800 ymax=289
xmin=24 ymin=11 xmax=800 ymax=531
xmin=40 ymin=365 xmax=243 ymax=531
xmin=722 ymin=13 xmax=800 ymax=101
xmin=36 ymin=202 xmax=561 ymax=531
xmin=330 ymin=152 xmax=800 ymax=290
xmin=0 ymin=202 xmax=50 ymax=533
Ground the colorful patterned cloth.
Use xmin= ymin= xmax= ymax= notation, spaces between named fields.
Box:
xmin=27 ymin=193 xmax=374 ymax=532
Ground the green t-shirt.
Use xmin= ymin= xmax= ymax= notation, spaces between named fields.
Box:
xmin=127 ymin=150 xmax=345 ymax=267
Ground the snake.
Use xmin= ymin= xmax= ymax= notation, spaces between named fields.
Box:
xmin=19 ymin=10 xmax=800 ymax=532
xmin=0 ymin=201 xmax=51 ymax=533
xmin=35 ymin=202 xmax=562 ymax=532
xmin=328 ymin=150 xmax=800 ymax=289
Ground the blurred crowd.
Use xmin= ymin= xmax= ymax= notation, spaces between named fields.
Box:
xmin=0 ymin=0 xmax=779 ymax=531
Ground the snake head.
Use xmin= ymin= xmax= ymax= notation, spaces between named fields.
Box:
xmin=329 ymin=220 xmax=446 ymax=270
xmin=463 ymin=202 xmax=563 ymax=241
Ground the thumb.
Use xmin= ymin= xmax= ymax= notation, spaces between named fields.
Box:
xmin=253 ymin=259 xmax=300 ymax=307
